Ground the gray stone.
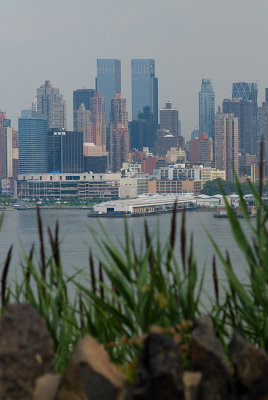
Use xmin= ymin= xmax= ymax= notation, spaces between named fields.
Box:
xmin=190 ymin=316 xmax=234 ymax=400
xmin=230 ymin=333 xmax=268 ymax=399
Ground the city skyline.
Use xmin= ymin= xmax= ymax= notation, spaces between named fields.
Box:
xmin=1 ymin=0 xmax=268 ymax=137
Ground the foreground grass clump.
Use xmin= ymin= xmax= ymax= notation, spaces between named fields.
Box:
xmin=0 ymin=165 xmax=268 ymax=373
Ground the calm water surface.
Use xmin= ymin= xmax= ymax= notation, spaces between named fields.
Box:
xmin=0 ymin=209 xmax=251 ymax=299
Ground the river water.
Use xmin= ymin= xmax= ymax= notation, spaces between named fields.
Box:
xmin=0 ymin=209 xmax=252 ymax=301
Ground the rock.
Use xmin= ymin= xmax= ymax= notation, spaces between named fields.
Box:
xmin=55 ymin=334 xmax=128 ymax=400
xmin=33 ymin=373 xmax=62 ymax=400
xmin=190 ymin=316 xmax=234 ymax=400
xmin=183 ymin=372 xmax=202 ymax=400
xmin=133 ymin=333 xmax=184 ymax=400
xmin=0 ymin=303 xmax=54 ymax=399
xmin=230 ymin=333 xmax=268 ymax=399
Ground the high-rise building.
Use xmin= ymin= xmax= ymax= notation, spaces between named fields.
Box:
xmin=232 ymin=82 xmax=258 ymax=152
xmin=258 ymin=101 xmax=268 ymax=161
xmin=18 ymin=110 xmax=48 ymax=174
xmin=0 ymin=112 xmax=7 ymax=179
xmin=199 ymin=79 xmax=215 ymax=139
xmin=76 ymin=104 xmax=92 ymax=143
xmin=73 ymin=89 xmax=95 ymax=131
xmin=47 ymin=129 xmax=83 ymax=173
xmin=214 ymin=112 xmax=238 ymax=181
xmin=131 ymin=59 xmax=158 ymax=125
xmin=130 ymin=106 xmax=156 ymax=151
xmin=96 ymin=59 xmax=121 ymax=125
xmin=37 ymin=80 xmax=66 ymax=130
xmin=223 ymin=98 xmax=254 ymax=155
xmin=160 ymin=102 xmax=180 ymax=136
xmin=264 ymin=88 xmax=268 ymax=104
xmin=190 ymin=133 xmax=213 ymax=164
xmin=90 ymin=92 xmax=106 ymax=151
xmin=110 ymin=93 xmax=129 ymax=172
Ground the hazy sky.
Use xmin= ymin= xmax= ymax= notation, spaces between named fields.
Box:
xmin=1 ymin=0 xmax=268 ymax=138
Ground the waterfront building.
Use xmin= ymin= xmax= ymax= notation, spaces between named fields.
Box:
xmin=153 ymin=164 xmax=225 ymax=189
xmin=199 ymin=79 xmax=215 ymax=139
xmin=232 ymin=82 xmax=258 ymax=150
xmin=223 ymin=98 xmax=254 ymax=155
xmin=73 ymin=88 xmax=95 ymax=130
xmin=37 ymin=80 xmax=66 ymax=130
xmin=47 ymin=129 xmax=83 ymax=173
xmin=15 ymin=172 xmax=149 ymax=200
xmin=148 ymin=179 xmax=202 ymax=195
xmin=96 ymin=59 xmax=121 ymax=125
xmin=16 ymin=172 xmax=121 ymax=199
xmin=160 ymin=102 xmax=180 ymax=136
xmin=18 ymin=110 xmax=48 ymax=174
xmin=109 ymin=93 xmax=129 ymax=172
xmin=214 ymin=112 xmax=238 ymax=181
xmin=131 ymin=59 xmax=158 ymax=125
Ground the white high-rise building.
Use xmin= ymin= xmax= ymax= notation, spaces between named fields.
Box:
xmin=37 ymin=80 xmax=66 ymax=130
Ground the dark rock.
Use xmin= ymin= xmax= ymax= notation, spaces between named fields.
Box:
xmin=0 ymin=303 xmax=54 ymax=399
xmin=190 ymin=316 xmax=234 ymax=400
xmin=133 ymin=333 xmax=184 ymax=400
xmin=230 ymin=333 xmax=268 ymax=399
xmin=55 ymin=334 xmax=128 ymax=400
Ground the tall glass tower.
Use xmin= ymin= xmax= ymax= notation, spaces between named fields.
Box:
xmin=131 ymin=59 xmax=158 ymax=125
xmin=199 ymin=79 xmax=215 ymax=139
xmin=18 ymin=110 xmax=48 ymax=174
xmin=232 ymin=82 xmax=258 ymax=154
xmin=96 ymin=59 xmax=121 ymax=125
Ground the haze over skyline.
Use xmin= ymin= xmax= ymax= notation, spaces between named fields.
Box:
xmin=1 ymin=0 xmax=268 ymax=137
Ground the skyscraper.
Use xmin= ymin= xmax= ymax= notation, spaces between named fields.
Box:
xmin=131 ymin=59 xmax=158 ymax=125
xmin=223 ymin=98 xmax=254 ymax=155
xmin=73 ymin=89 xmax=95 ymax=131
xmin=214 ymin=112 xmax=238 ymax=181
xmin=37 ymin=80 xmax=66 ymax=130
xmin=90 ymin=92 xmax=106 ymax=151
xmin=130 ymin=106 xmax=156 ymax=151
xmin=0 ymin=111 xmax=11 ymax=179
xmin=18 ymin=110 xmax=48 ymax=174
xmin=265 ymin=88 xmax=268 ymax=104
xmin=76 ymin=104 xmax=92 ymax=143
xmin=232 ymin=82 xmax=258 ymax=152
xmin=110 ymin=93 xmax=129 ymax=172
xmin=199 ymin=79 xmax=215 ymax=139
xmin=47 ymin=129 xmax=83 ymax=173
xmin=160 ymin=102 xmax=180 ymax=136
xmin=96 ymin=59 xmax=121 ymax=125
